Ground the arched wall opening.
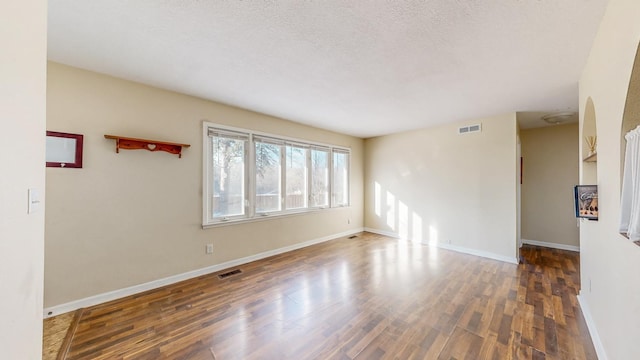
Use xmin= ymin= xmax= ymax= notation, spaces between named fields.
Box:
xmin=620 ymin=42 xmax=640 ymax=246
xmin=621 ymin=43 xmax=640 ymax=177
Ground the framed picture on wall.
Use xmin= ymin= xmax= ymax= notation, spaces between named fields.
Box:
xmin=46 ymin=131 xmax=84 ymax=168
xmin=574 ymin=185 xmax=598 ymax=220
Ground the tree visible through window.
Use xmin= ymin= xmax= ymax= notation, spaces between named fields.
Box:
xmin=333 ymin=150 xmax=349 ymax=206
xmin=255 ymin=141 xmax=281 ymax=213
xmin=310 ymin=148 xmax=329 ymax=208
xmin=204 ymin=123 xmax=350 ymax=226
xmin=286 ymin=145 xmax=307 ymax=209
xmin=211 ymin=133 xmax=246 ymax=218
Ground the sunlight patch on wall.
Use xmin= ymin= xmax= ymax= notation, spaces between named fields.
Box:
xmin=399 ymin=201 xmax=409 ymax=239
xmin=428 ymin=225 xmax=439 ymax=265
xmin=412 ymin=212 xmax=423 ymax=243
xmin=386 ymin=191 xmax=396 ymax=230
xmin=429 ymin=225 xmax=439 ymax=244
xmin=374 ymin=181 xmax=381 ymax=217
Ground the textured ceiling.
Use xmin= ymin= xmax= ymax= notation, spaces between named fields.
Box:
xmin=48 ymin=0 xmax=608 ymax=138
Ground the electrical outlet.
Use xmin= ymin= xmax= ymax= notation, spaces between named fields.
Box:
xmin=206 ymin=244 xmax=213 ymax=254
xmin=348 ymin=218 xmax=351 ymax=224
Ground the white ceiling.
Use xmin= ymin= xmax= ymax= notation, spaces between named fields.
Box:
xmin=48 ymin=0 xmax=608 ymax=138
xmin=517 ymin=111 xmax=579 ymax=130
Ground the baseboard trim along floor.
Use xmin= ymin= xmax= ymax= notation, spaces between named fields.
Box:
xmin=364 ymin=227 xmax=519 ymax=265
xmin=44 ymin=228 xmax=364 ymax=318
xmin=522 ymin=239 xmax=580 ymax=252
xmin=577 ymin=294 xmax=608 ymax=360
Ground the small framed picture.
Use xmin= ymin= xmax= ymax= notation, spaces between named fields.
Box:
xmin=46 ymin=131 xmax=84 ymax=168
xmin=574 ymin=185 xmax=598 ymax=220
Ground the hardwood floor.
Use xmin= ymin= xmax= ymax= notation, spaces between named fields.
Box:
xmin=43 ymin=310 xmax=76 ymax=360
xmin=49 ymin=232 xmax=596 ymax=359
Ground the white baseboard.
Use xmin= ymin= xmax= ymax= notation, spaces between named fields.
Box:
xmin=364 ymin=227 xmax=402 ymax=239
xmin=44 ymin=228 xmax=364 ymax=318
xmin=364 ymin=228 xmax=519 ymax=265
xmin=577 ymin=294 xmax=608 ymax=360
xmin=522 ymin=239 xmax=580 ymax=252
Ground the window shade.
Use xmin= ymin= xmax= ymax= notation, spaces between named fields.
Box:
xmin=208 ymin=128 xmax=249 ymax=140
xmin=620 ymin=125 xmax=640 ymax=241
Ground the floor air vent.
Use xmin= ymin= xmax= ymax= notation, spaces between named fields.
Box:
xmin=218 ymin=269 xmax=242 ymax=279
xmin=348 ymin=235 xmax=358 ymax=239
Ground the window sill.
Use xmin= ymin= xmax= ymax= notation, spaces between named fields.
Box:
xmin=202 ymin=206 xmax=349 ymax=229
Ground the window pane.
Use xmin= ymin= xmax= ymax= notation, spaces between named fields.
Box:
xmin=286 ymin=145 xmax=307 ymax=209
xmin=211 ymin=136 xmax=246 ymax=218
xmin=205 ymin=123 xmax=352 ymax=226
xmin=333 ymin=151 xmax=349 ymax=206
xmin=256 ymin=142 xmax=282 ymax=212
xmin=310 ymin=148 xmax=329 ymax=207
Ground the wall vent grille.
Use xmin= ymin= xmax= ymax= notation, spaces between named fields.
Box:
xmin=458 ymin=124 xmax=482 ymax=135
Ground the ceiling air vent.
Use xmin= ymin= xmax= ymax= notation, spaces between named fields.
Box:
xmin=458 ymin=124 xmax=482 ymax=135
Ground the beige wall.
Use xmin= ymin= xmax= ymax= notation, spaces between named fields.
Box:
xmin=578 ymin=0 xmax=640 ymax=358
xmin=0 ymin=0 xmax=47 ymax=358
xmin=520 ymin=123 xmax=579 ymax=248
xmin=45 ymin=62 xmax=364 ymax=309
xmin=364 ymin=114 xmax=518 ymax=262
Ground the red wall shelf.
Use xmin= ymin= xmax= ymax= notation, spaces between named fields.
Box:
xmin=104 ymin=135 xmax=190 ymax=158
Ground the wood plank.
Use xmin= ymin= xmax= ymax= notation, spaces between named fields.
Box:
xmin=41 ymin=234 xmax=596 ymax=359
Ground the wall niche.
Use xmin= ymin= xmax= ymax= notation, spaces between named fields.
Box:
xmin=582 ymin=97 xmax=598 ymax=185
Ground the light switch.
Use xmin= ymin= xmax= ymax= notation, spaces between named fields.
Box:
xmin=28 ymin=188 xmax=40 ymax=214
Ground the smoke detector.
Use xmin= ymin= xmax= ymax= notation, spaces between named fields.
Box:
xmin=541 ymin=112 xmax=575 ymax=125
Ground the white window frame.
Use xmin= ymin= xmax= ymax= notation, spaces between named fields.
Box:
xmin=309 ymin=146 xmax=331 ymax=209
xmin=253 ymin=136 xmax=285 ymax=215
xmin=331 ymin=148 xmax=351 ymax=207
xmin=203 ymin=126 xmax=250 ymax=224
xmin=202 ymin=121 xmax=350 ymax=228
xmin=285 ymin=142 xmax=309 ymax=211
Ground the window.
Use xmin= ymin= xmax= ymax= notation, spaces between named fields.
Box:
xmin=207 ymin=129 xmax=248 ymax=221
xmin=332 ymin=149 xmax=350 ymax=207
xmin=620 ymin=126 xmax=640 ymax=241
xmin=286 ymin=144 xmax=308 ymax=210
xmin=255 ymin=139 xmax=282 ymax=213
xmin=203 ymin=122 xmax=350 ymax=226
xmin=310 ymin=147 xmax=329 ymax=208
